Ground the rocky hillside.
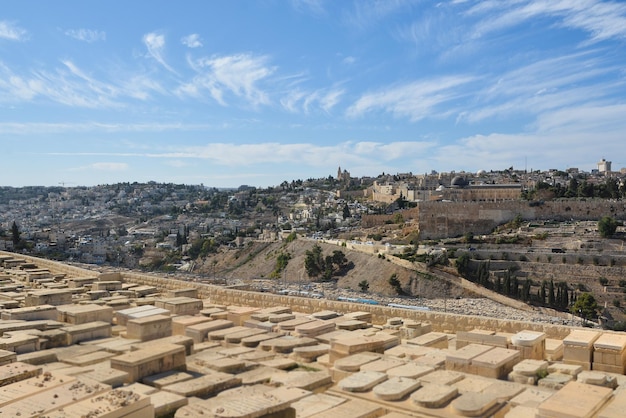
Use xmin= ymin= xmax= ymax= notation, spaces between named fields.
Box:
xmin=193 ymin=239 xmax=460 ymax=300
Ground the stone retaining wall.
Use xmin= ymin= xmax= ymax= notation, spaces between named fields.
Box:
xmin=0 ymin=251 xmax=575 ymax=339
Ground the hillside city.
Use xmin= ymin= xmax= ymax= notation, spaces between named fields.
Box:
xmin=2 ymin=160 xmax=626 ymax=417
xmin=2 ymin=159 xmax=626 ymax=327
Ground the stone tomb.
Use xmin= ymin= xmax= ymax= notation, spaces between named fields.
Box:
xmin=510 ymin=330 xmax=546 ymax=360
xmin=563 ymin=329 xmax=601 ymax=370
xmin=592 ymin=332 xmax=626 ymax=374
xmin=115 ymin=305 xmax=170 ymax=326
xmin=110 ymin=343 xmax=186 ymax=383
xmin=536 ymin=381 xmax=612 ymax=418
xmin=56 ymin=303 xmax=113 ymax=324
xmin=155 ymin=296 xmax=203 ymax=316
xmin=24 ymin=289 xmax=72 ymax=307
xmin=125 ymin=314 xmax=172 ymax=342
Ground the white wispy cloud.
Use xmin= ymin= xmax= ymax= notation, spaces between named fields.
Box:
xmin=181 ymin=33 xmax=202 ymax=48
xmin=64 ymin=28 xmax=106 ymax=42
xmin=0 ymin=122 xmax=217 ymax=135
xmin=346 ymin=76 xmax=475 ymax=121
xmin=467 ymin=0 xmax=626 ymax=44
xmin=143 ymin=32 xmax=176 ymax=73
xmin=0 ymin=21 xmax=27 ymax=41
xmin=178 ymin=53 xmax=275 ymax=107
xmin=458 ymin=51 xmax=622 ymax=123
xmin=280 ymin=87 xmax=344 ymax=114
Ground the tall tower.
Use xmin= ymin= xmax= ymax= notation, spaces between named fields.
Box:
xmin=597 ymin=158 xmax=611 ymax=173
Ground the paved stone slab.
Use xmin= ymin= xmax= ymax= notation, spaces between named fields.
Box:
xmin=0 ymin=361 xmax=41 ymax=386
xmin=598 ymin=385 xmax=626 ymax=418
xmin=481 ymin=380 xmax=526 ymax=402
xmin=0 ymin=371 xmax=76 ymax=406
xmin=373 ymin=376 xmax=421 ymax=401
xmin=509 ymin=387 xmax=556 ymax=408
xmin=411 ymin=383 xmax=458 ymax=408
xmin=537 ymin=381 xmax=612 ymax=418
xmin=44 ymin=387 xmax=153 ymax=418
xmin=0 ymin=378 xmax=111 ymax=416
xmin=338 ymin=370 xmax=387 ymax=392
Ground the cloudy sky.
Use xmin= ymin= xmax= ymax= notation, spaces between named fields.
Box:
xmin=1 ymin=0 xmax=625 ymax=187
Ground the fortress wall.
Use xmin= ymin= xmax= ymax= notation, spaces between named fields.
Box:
xmin=416 ymin=200 xmax=626 ymax=239
xmin=0 ymin=251 xmax=95 ymax=278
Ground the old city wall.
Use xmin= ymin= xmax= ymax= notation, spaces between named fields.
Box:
xmin=417 ymin=200 xmax=626 ymax=239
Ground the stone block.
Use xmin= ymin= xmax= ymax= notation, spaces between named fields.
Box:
xmin=60 ymin=321 xmax=111 ymax=345
xmin=0 ymin=361 xmax=41 ymax=386
xmin=110 ymin=343 xmax=186 ymax=384
xmin=185 ymin=319 xmax=233 ymax=343
xmin=115 ymin=305 xmax=171 ymax=326
xmin=0 ymin=305 xmax=58 ymax=321
xmin=161 ymin=371 xmax=241 ymax=398
xmin=44 ymin=387 xmax=153 ymax=418
xmin=171 ymin=315 xmax=212 ymax=336
xmin=407 ymin=332 xmax=449 ymax=349
xmin=471 ymin=347 xmax=521 ymax=379
xmin=155 ymin=296 xmax=203 ymax=316
xmin=24 ymin=289 xmax=72 ymax=307
xmin=126 ymin=314 xmax=172 ymax=342
xmin=56 ymin=303 xmax=113 ymax=324
xmin=536 ymin=381 xmax=612 ymax=418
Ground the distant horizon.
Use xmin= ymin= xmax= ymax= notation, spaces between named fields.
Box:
xmin=2 ymin=1 xmax=625 ymax=188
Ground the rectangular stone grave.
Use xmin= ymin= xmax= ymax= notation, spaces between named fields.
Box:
xmin=407 ymin=332 xmax=449 ymax=349
xmin=110 ymin=343 xmax=186 ymax=383
xmin=155 ymin=296 xmax=203 ymax=316
xmin=161 ymin=371 xmax=241 ymax=398
xmin=131 ymin=335 xmax=194 ymax=356
xmin=563 ymin=329 xmax=601 ymax=370
xmin=546 ymin=338 xmax=564 ymax=361
xmin=0 ymin=305 xmax=58 ymax=321
xmin=24 ymin=289 xmax=72 ymax=307
xmin=171 ymin=315 xmax=212 ymax=335
xmin=56 ymin=303 xmax=113 ymax=324
xmin=0 ymin=333 xmax=39 ymax=354
xmin=445 ymin=343 xmax=495 ymax=374
xmin=61 ymin=321 xmax=111 ymax=345
xmin=44 ymin=387 xmax=154 ymax=418
xmin=295 ymin=320 xmax=336 ymax=338
xmin=125 ymin=314 xmax=172 ymax=342
xmin=92 ymin=280 xmax=123 ymax=291
xmin=536 ymin=381 xmax=612 ymax=418
xmin=592 ymin=332 xmax=626 ymax=374
xmin=0 ymin=362 xmax=41 ymax=386
xmin=185 ymin=319 xmax=233 ymax=343
xmin=226 ymin=306 xmax=259 ymax=326
xmin=165 ymin=288 xmax=198 ymax=298
xmin=329 ymin=335 xmax=387 ymax=364
xmin=471 ymin=347 xmax=521 ymax=379
xmin=115 ymin=305 xmax=170 ymax=326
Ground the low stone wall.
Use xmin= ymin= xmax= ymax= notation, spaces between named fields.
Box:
xmin=120 ymin=271 xmax=573 ymax=339
xmin=1 ymin=252 xmax=575 ymax=339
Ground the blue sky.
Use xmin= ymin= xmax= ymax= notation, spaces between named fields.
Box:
xmin=1 ymin=0 xmax=625 ymax=188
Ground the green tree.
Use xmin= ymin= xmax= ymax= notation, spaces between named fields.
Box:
xmin=342 ymin=204 xmax=351 ymax=220
xmin=598 ymin=216 xmax=618 ymax=238
xmin=11 ymin=221 xmax=20 ymax=246
xmin=388 ymin=273 xmax=403 ymax=294
xmin=570 ymin=292 xmax=599 ymax=322
xmin=455 ymin=253 xmax=471 ymax=277
xmin=358 ymin=280 xmax=370 ymax=293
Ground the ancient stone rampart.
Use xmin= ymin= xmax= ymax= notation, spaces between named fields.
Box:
xmin=364 ymin=200 xmax=626 ymax=239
